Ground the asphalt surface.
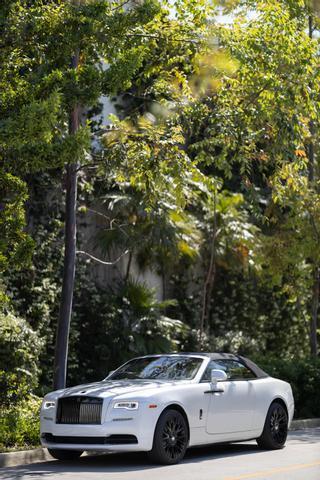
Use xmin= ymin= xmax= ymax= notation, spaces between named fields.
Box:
xmin=0 ymin=428 xmax=319 ymax=480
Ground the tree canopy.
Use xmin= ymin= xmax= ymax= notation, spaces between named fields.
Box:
xmin=0 ymin=0 xmax=319 ymax=401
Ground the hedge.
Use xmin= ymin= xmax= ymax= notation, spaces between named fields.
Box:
xmin=0 ymin=396 xmax=41 ymax=452
xmin=255 ymin=356 xmax=320 ymax=419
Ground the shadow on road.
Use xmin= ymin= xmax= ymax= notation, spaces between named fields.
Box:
xmin=0 ymin=443 xmax=261 ymax=479
xmin=1 ymin=429 xmax=319 ymax=479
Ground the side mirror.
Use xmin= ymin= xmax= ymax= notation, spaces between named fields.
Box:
xmin=211 ymin=369 xmax=227 ymax=384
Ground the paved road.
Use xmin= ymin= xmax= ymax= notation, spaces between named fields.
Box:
xmin=0 ymin=428 xmax=319 ymax=480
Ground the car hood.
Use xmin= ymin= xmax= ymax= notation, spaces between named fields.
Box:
xmin=51 ymin=379 xmax=187 ymax=401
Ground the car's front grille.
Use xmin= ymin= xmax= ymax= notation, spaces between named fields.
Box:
xmin=56 ymin=396 xmax=102 ymax=424
xmin=43 ymin=433 xmax=138 ymax=445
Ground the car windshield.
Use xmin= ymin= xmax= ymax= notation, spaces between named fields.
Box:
xmin=108 ymin=356 xmax=203 ymax=381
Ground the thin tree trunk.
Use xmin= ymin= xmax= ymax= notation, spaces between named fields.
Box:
xmin=53 ymin=46 xmax=80 ymax=390
xmin=308 ymin=120 xmax=318 ymax=356
xmin=310 ymin=266 xmax=319 ymax=356
xmin=199 ymin=190 xmax=217 ymax=348
xmin=308 ymin=15 xmax=315 ymax=184
xmin=162 ymin=266 xmax=166 ymax=301
xmin=307 ymin=15 xmax=319 ymax=357
xmin=125 ymin=250 xmax=133 ymax=281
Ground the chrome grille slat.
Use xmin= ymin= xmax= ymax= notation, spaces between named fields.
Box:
xmin=57 ymin=396 xmax=102 ymax=424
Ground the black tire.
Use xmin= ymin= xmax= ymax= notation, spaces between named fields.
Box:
xmin=148 ymin=409 xmax=189 ymax=465
xmin=257 ymin=401 xmax=288 ymax=450
xmin=48 ymin=449 xmax=83 ymax=461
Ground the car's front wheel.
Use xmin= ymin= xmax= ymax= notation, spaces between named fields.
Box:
xmin=48 ymin=449 xmax=83 ymax=461
xmin=257 ymin=401 xmax=288 ymax=450
xmin=149 ymin=408 xmax=189 ymax=464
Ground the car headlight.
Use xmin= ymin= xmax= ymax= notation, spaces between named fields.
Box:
xmin=42 ymin=400 xmax=56 ymax=410
xmin=113 ymin=401 xmax=139 ymax=410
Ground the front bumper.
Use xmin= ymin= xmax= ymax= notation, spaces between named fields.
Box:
xmin=41 ymin=432 xmax=144 ymax=452
xmin=40 ymin=403 xmax=159 ymax=452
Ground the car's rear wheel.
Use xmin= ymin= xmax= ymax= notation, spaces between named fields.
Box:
xmin=48 ymin=449 xmax=83 ymax=461
xmin=149 ymin=409 xmax=189 ymax=464
xmin=257 ymin=401 xmax=288 ymax=450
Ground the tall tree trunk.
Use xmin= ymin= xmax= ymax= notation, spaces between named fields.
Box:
xmin=199 ymin=190 xmax=217 ymax=348
xmin=310 ymin=266 xmax=319 ymax=356
xmin=308 ymin=15 xmax=319 ymax=357
xmin=53 ymin=47 xmax=80 ymax=389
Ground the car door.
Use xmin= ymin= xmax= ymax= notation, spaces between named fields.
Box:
xmin=203 ymin=359 xmax=257 ymax=435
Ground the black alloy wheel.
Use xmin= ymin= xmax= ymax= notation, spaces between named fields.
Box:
xmin=270 ymin=405 xmax=288 ymax=444
xmin=149 ymin=409 xmax=188 ymax=464
xmin=257 ymin=401 xmax=288 ymax=450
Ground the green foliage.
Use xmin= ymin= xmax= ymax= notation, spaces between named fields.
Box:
xmin=171 ymin=266 xmax=309 ymax=357
xmin=0 ymin=173 xmax=34 ymax=274
xmin=189 ymin=0 xmax=320 ymax=352
xmin=0 ymin=0 xmax=177 ymax=296
xmin=200 ymin=190 xmax=259 ymax=269
xmin=0 ymin=312 xmax=41 ymax=406
xmin=212 ymin=1 xmax=320 ymax=356
xmin=0 ymin=396 xmax=41 ymax=452
xmin=94 ymin=189 xmax=201 ymax=276
xmin=218 ymin=0 xmax=310 ymax=22
xmin=258 ymin=161 xmax=320 ymax=296
xmin=67 ymin=277 xmax=195 ymax=385
xmin=3 ymin=173 xmax=68 ymax=393
xmin=93 ymin=0 xmax=320 ymax=357
xmin=0 ymin=93 xmax=62 ymax=171
xmin=1 ymin=0 xmax=320 ymax=418
xmin=210 ymin=1 xmax=317 ymax=179
xmin=256 ymin=356 xmax=320 ymax=418
xmin=102 ymin=115 xmax=212 ymax=209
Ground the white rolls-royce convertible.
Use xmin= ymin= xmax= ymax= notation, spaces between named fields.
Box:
xmin=40 ymin=353 xmax=294 ymax=464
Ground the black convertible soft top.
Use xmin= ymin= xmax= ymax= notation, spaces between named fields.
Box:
xmin=153 ymin=352 xmax=269 ymax=379
xmin=204 ymin=353 xmax=268 ymax=379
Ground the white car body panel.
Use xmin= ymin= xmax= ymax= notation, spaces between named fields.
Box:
xmin=40 ymin=354 xmax=294 ymax=453
xmin=206 ymin=380 xmax=256 ymax=435
xmin=251 ymin=376 xmax=295 ymax=430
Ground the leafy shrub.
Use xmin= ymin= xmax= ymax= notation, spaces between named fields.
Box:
xmin=254 ymin=356 xmax=320 ymax=419
xmin=67 ymin=278 xmax=195 ymax=386
xmin=0 ymin=312 xmax=41 ymax=406
xmin=0 ymin=396 xmax=41 ymax=452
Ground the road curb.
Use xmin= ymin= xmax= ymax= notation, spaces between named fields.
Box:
xmin=1 ymin=418 xmax=319 ymax=469
xmin=290 ymin=418 xmax=320 ymax=430
xmin=0 ymin=447 xmax=52 ymax=468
